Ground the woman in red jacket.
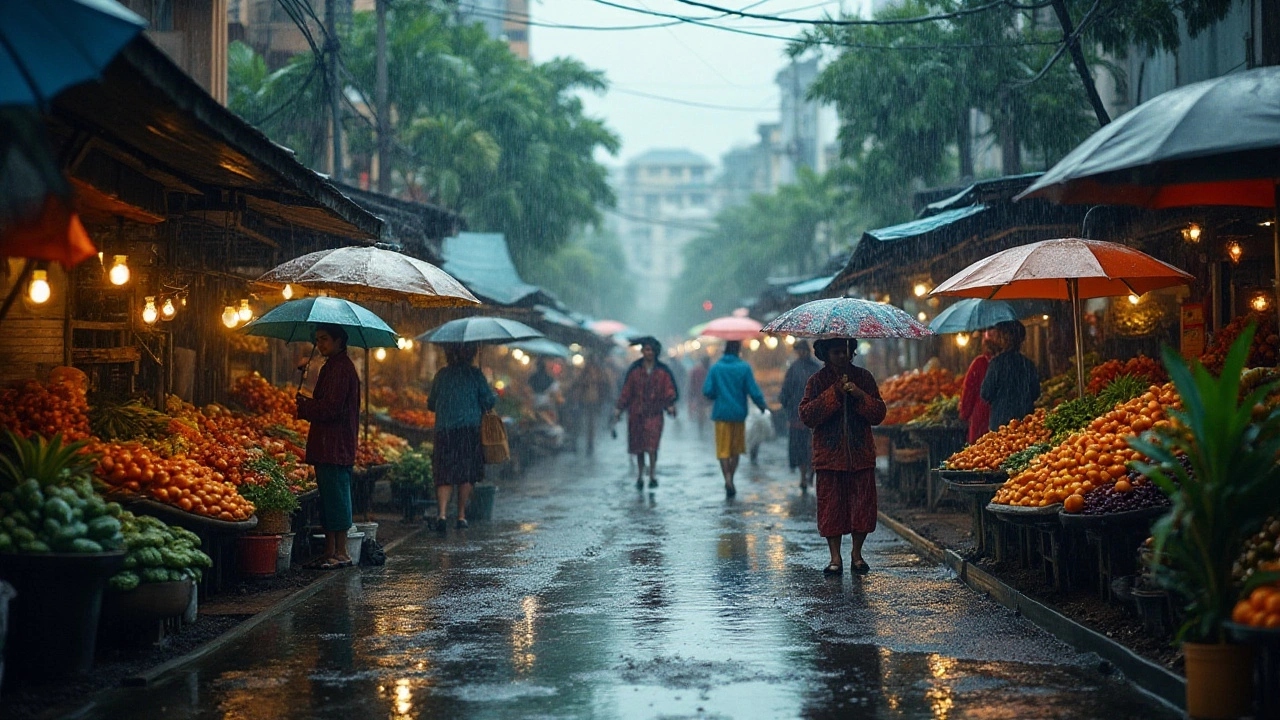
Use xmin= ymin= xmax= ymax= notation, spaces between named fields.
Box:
xmin=959 ymin=330 xmax=1000 ymax=443
xmin=800 ymin=338 xmax=887 ymax=576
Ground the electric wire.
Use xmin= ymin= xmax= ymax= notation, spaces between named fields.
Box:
xmin=671 ymin=0 xmax=1053 ymax=25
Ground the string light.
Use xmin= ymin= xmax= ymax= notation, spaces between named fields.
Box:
xmin=282 ymin=283 xmax=294 ymax=300
xmin=221 ymin=306 xmax=239 ymax=328
xmin=27 ymin=270 xmax=50 ymax=304
xmin=1128 ymin=294 xmax=1141 ymax=305
xmin=512 ymin=349 xmax=525 ymax=361
xmin=1252 ymin=294 xmax=1272 ymax=312
xmin=1181 ymin=223 xmax=1202 ymax=243
xmin=571 ymin=354 xmax=585 ymax=367
xmin=141 ymin=297 xmax=159 ymax=325
xmin=913 ymin=283 xmax=929 ymax=297
xmin=917 ymin=311 xmax=927 ymax=322
xmin=1042 ymin=314 xmax=1050 ymax=321
xmin=238 ymin=299 xmax=252 ymax=322
xmin=374 ymin=348 xmax=388 ymax=361
xmin=955 ymin=333 xmax=969 ymax=348
xmin=161 ymin=298 xmax=176 ymax=320
xmin=748 ymin=339 xmax=761 ymax=351
xmin=764 ymin=336 xmax=779 ymax=349
xmin=108 ymin=256 xmax=130 ymax=286
xmin=1228 ymin=241 xmax=1243 ymax=263
xmin=784 ymin=335 xmax=796 ymax=345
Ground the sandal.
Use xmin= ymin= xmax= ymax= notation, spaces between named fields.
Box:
xmin=303 ymin=557 xmax=334 ymax=570
xmin=317 ymin=558 xmax=346 ymax=570
xmin=851 ymin=560 xmax=870 ymax=574
xmin=823 ymin=562 xmax=843 ymax=576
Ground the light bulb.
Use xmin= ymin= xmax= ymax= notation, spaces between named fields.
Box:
xmin=1128 ymin=294 xmax=1140 ymax=305
xmin=374 ymin=348 xmax=388 ymax=361
xmin=1228 ymin=241 xmax=1243 ymax=263
xmin=748 ymin=339 xmax=761 ymax=351
xmin=764 ymin=336 xmax=779 ymax=349
xmin=913 ymin=283 xmax=928 ymax=297
xmin=1042 ymin=314 xmax=1050 ymax=321
xmin=161 ymin=298 xmax=176 ymax=320
xmin=572 ymin=354 xmax=585 ymax=367
xmin=27 ymin=270 xmax=50 ymax=304
xmin=238 ymin=299 xmax=252 ymax=322
xmin=108 ymin=256 xmax=130 ymax=286
xmin=520 ymin=355 xmax=530 ymax=366
xmin=569 ymin=343 xmax=581 ymax=353
xmin=917 ymin=311 xmax=927 ymax=322
xmin=142 ymin=297 xmax=159 ymax=324
xmin=955 ymin=333 xmax=970 ymax=348
xmin=784 ymin=335 xmax=796 ymax=345
xmin=222 ymin=306 xmax=239 ymax=328
xmin=1252 ymin=294 xmax=1271 ymax=312
xmin=181 ymin=296 xmax=187 ymax=307
xmin=396 ymin=337 xmax=407 ymax=350
xmin=1182 ymin=223 xmax=1202 ymax=243
xmin=282 ymin=283 xmax=294 ymax=300
xmin=512 ymin=349 xmax=524 ymax=361
xmin=403 ymin=338 xmax=413 ymax=351
xmin=691 ymin=341 xmax=701 ymax=350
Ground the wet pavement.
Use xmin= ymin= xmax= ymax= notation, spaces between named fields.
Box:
xmin=75 ymin=420 xmax=1179 ymax=719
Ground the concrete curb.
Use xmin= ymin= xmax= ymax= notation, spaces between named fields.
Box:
xmin=877 ymin=511 xmax=1186 ymax=712
xmin=122 ymin=523 xmax=426 ymax=687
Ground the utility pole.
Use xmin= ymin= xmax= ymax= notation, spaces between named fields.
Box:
xmin=1049 ymin=0 xmax=1110 ymax=126
xmin=376 ymin=0 xmax=390 ymax=193
xmin=326 ymin=0 xmax=343 ymax=182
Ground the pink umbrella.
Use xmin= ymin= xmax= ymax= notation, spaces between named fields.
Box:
xmin=702 ymin=315 xmax=763 ymax=341
xmin=590 ymin=319 xmax=628 ymax=336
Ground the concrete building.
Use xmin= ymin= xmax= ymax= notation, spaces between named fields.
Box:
xmin=719 ymin=123 xmax=784 ymax=209
xmin=456 ymin=0 xmax=530 ymax=59
xmin=775 ymin=59 xmax=822 ymax=183
xmin=614 ymin=149 xmax=718 ymax=324
xmin=120 ymin=0 xmax=230 ymax=103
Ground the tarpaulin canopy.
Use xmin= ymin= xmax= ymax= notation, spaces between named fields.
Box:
xmin=441 ymin=232 xmax=545 ymax=307
xmin=786 ymin=275 xmax=836 ymax=296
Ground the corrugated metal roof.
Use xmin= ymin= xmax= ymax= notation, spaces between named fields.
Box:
xmin=441 ymin=233 xmax=543 ymax=306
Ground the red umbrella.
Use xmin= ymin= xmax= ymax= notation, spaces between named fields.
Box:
xmin=701 ymin=315 xmax=763 ymax=341
xmin=932 ymin=238 xmax=1194 ymax=397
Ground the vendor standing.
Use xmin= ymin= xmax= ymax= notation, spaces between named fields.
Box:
xmin=980 ymin=320 xmax=1040 ymax=430
xmin=959 ymin=329 xmax=999 ymax=442
xmin=296 ymin=324 xmax=361 ymax=570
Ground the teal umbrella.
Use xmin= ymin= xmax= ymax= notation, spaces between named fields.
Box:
xmin=505 ymin=338 xmax=571 ymax=359
xmin=418 ymin=317 xmax=542 ymax=345
xmin=240 ymin=297 xmax=398 ymax=348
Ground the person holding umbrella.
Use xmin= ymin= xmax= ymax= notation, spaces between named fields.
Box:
xmin=295 ymin=324 xmax=361 ymax=569
xmin=702 ymin=340 xmax=767 ymax=497
xmin=779 ymin=340 xmax=822 ymax=491
xmin=427 ymin=343 xmax=497 ymax=531
xmin=613 ymin=338 xmax=678 ymax=489
xmin=799 ymin=338 xmax=887 ymax=575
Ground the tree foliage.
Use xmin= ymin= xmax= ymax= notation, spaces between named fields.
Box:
xmin=521 ymin=227 xmax=636 ymax=323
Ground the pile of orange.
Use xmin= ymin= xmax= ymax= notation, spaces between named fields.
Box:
xmin=230 ymin=373 xmax=297 ymax=416
xmin=1086 ymin=355 xmax=1166 ymax=394
xmin=1232 ymin=581 xmax=1280 ymax=629
xmin=88 ymin=440 xmax=255 ymax=521
xmin=878 ymin=369 xmax=962 ymax=405
xmin=883 ymin=403 xmax=928 ymax=426
xmin=390 ymin=409 xmax=436 ymax=428
xmin=994 ymin=384 xmax=1180 ymax=508
xmin=0 ymin=375 xmax=91 ymax=441
xmin=944 ymin=410 xmax=1050 ymax=471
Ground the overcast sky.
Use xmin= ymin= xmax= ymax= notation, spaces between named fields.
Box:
xmin=529 ymin=0 xmax=863 ymax=168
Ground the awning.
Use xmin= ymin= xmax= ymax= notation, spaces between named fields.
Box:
xmin=335 ymin=183 xmax=464 ymax=264
xmin=441 ymin=232 xmax=545 ymax=307
xmin=786 ymin=274 xmax=836 ymax=296
xmin=865 ymin=205 xmax=989 ymax=243
xmin=536 ymin=305 xmax=589 ymax=329
xmin=922 ymin=173 xmax=1043 ymax=216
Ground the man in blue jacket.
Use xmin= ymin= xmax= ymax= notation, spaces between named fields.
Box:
xmin=703 ymin=340 xmax=767 ymax=497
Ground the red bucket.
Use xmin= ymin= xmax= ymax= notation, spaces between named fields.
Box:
xmin=237 ymin=535 xmax=281 ymax=577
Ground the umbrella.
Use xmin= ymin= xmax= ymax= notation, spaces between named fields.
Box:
xmin=762 ymin=298 xmax=933 ymax=339
xmin=418 ymin=317 xmax=543 ymax=345
xmin=505 ymin=338 xmax=571 ymax=359
xmin=687 ymin=321 xmax=710 ymax=338
xmin=928 ymin=299 xmax=1048 ymax=335
xmin=701 ymin=315 xmax=763 ymax=341
xmin=0 ymin=0 xmax=147 ymax=107
xmin=1016 ymin=66 xmax=1280 ymax=322
xmin=239 ymin=297 xmax=398 ymax=349
xmin=590 ymin=319 xmax=628 ymax=336
xmin=254 ymin=246 xmax=479 ymax=308
xmin=931 ymin=238 xmax=1194 ymax=397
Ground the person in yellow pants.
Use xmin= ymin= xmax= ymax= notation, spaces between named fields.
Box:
xmin=702 ymin=341 xmax=766 ymax=497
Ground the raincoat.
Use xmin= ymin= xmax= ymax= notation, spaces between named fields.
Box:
xmin=616 ymin=360 xmax=678 ymax=454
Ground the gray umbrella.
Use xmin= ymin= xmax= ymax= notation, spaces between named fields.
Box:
xmin=928 ymin=298 xmax=1052 ymax=334
xmin=418 ymin=317 xmax=543 ymax=345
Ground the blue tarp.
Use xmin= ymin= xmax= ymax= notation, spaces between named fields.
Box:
xmin=865 ymin=205 xmax=989 ymax=243
xmin=786 ymin=275 xmax=836 ymax=296
xmin=441 ymin=232 xmax=543 ymax=306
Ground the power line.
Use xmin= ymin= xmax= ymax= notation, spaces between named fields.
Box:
xmin=606 ymin=207 xmax=717 ymax=232
xmin=671 ymin=0 xmax=1053 ymax=26
xmin=611 ymin=87 xmax=778 ymax=111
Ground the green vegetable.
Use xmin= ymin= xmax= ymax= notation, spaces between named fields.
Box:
xmin=108 ymin=571 xmax=140 ymax=592
xmin=1045 ymin=395 xmax=1107 ymax=445
xmin=18 ymin=540 xmax=50 ymax=553
xmin=140 ymin=567 xmax=170 ymax=584
xmin=11 ymin=527 xmax=35 ymax=544
xmin=136 ymin=547 xmax=164 ymax=568
xmin=70 ymin=538 xmax=104 ymax=553
xmin=104 ymin=502 xmax=122 ymax=518
xmin=0 ymin=532 xmax=11 ymax=552
xmin=1099 ymin=374 xmax=1147 ymax=408
xmin=43 ymin=497 xmax=73 ymax=525
xmin=87 ymin=516 xmax=121 ymax=541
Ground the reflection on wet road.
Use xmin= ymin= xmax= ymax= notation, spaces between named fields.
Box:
xmin=78 ymin=421 xmax=1178 ymax=719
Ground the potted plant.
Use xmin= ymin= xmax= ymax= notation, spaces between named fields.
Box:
xmin=242 ymin=457 xmax=300 ymax=534
xmin=387 ymin=446 xmax=433 ymax=522
xmin=1130 ymin=326 xmax=1280 ymax=719
xmin=236 ymin=476 xmax=298 ymax=576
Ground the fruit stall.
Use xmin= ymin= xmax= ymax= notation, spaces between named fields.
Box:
xmin=872 ymin=368 xmax=964 ymax=503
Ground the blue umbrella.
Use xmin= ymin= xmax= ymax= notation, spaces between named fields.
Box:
xmin=504 ymin=338 xmax=571 ymax=359
xmin=0 ymin=0 xmax=147 ymax=107
xmin=928 ymin=298 xmax=1051 ymax=334
xmin=418 ymin=317 xmax=542 ymax=345
xmin=240 ymin=297 xmax=398 ymax=348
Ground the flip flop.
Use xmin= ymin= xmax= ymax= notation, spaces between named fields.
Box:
xmin=303 ymin=557 xmax=334 ymax=570
xmin=317 ymin=559 xmax=346 ymax=570
xmin=823 ymin=562 xmax=843 ymax=576
xmin=851 ymin=560 xmax=871 ymax=575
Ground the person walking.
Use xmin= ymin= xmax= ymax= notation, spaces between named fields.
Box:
xmin=427 ymin=344 xmax=497 ymax=531
xmin=687 ymin=356 xmax=712 ymax=434
xmin=959 ymin=329 xmax=999 ymax=443
xmin=980 ymin=320 xmax=1040 ymax=431
xmin=569 ymin=353 xmax=612 ymax=454
xmin=702 ymin=340 xmax=767 ymax=497
xmin=799 ymin=338 xmax=887 ymax=576
xmin=779 ymin=340 xmax=822 ymax=491
xmin=528 ymin=357 xmax=562 ymax=424
xmin=296 ymin=324 xmax=361 ymax=570
xmin=613 ymin=338 xmax=678 ymax=489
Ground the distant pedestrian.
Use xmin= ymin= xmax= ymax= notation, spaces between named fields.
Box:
xmin=613 ymin=338 xmax=678 ymax=489
xmin=980 ymin=321 xmax=1040 ymax=431
xmin=528 ymin=357 xmax=562 ymax=424
xmin=702 ymin=340 xmax=766 ymax=497
xmin=296 ymin=324 xmax=361 ymax=570
xmin=569 ymin=353 xmax=612 ymax=454
xmin=779 ymin=340 xmax=822 ymax=491
xmin=800 ymin=338 xmax=886 ymax=576
xmin=959 ymin=329 xmax=999 ymax=443
xmin=427 ymin=343 xmax=497 ymax=531
xmin=687 ymin=356 xmax=712 ymax=434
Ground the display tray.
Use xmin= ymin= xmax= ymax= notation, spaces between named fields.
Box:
xmin=1226 ymin=621 xmax=1280 ymax=645
xmin=905 ymin=425 xmax=966 ymax=436
xmin=937 ymin=468 xmax=1008 ymax=484
xmin=986 ymin=501 xmax=1063 ymax=517
xmin=942 ymin=478 xmax=1006 ymax=494
xmin=1058 ymin=505 xmax=1169 ymax=529
xmin=107 ymin=495 xmax=259 ymax=534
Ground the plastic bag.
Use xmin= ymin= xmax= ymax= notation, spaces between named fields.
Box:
xmin=746 ymin=407 xmax=775 ymax=448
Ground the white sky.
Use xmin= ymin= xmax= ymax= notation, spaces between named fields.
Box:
xmin=528 ymin=0 xmax=866 ymax=167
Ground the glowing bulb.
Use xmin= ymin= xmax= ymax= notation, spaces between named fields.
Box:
xmin=784 ymin=335 xmax=796 ymax=345
xmin=691 ymin=341 xmax=701 ymax=350
xmin=913 ymin=283 xmax=928 ymax=297
xmin=403 ymin=338 xmax=413 ymax=350
xmin=1252 ymin=294 xmax=1271 ymax=312
xmin=569 ymin=343 xmax=582 ymax=353
xmin=512 ymin=349 xmax=525 ymax=361
xmin=1182 ymin=223 xmax=1202 ymax=243
xmin=571 ymin=354 xmax=585 ymax=367
xmin=374 ymin=347 xmax=387 ymax=361
xmin=764 ymin=336 xmax=779 ymax=349
xmin=27 ymin=270 xmax=50 ymax=304
xmin=108 ymin=256 xmax=130 ymax=286
xmin=160 ymin=298 xmax=176 ymax=320
xmin=748 ymin=339 xmax=761 ymax=351
xmin=238 ymin=299 xmax=252 ymax=322
xmin=396 ymin=338 xmax=406 ymax=350
xmin=917 ymin=311 xmax=927 ymax=322
xmin=1042 ymin=314 xmax=1050 ymax=321
xmin=141 ymin=296 xmax=158 ymax=324
xmin=222 ymin=306 xmax=239 ymax=328
xmin=1228 ymin=241 xmax=1243 ymax=263
xmin=282 ymin=283 xmax=294 ymax=300
xmin=955 ymin=333 xmax=970 ymax=348
xmin=520 ymin=355 xmax=531 ymax=366
xmin=494 ymin=380 xmax=506 ymax=390
xmin=181 ymin=296 xmax=187 ymax=307
xmin=1128 ymin=294 xmax=1140 ymax=305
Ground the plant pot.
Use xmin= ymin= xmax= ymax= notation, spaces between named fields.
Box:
xmin=352 ymin=522 xmax=378 ymax=544
xmin=236 ymin=534 xmax=281 ymax=577
xmin=255 ymin=510 xmax=293 ymax=535
xmin=0 ymin=551 xmax=124 ymax=680
xmin=1132 ymin=588 xmax=1171 ymax=636
xmin=466 ymin=484 xmax=497 ymax=521
xmin=101 ymin=581 xmax=194 ymax=647
xmin=276 ymin=532 xmax=295 ymax=575
xmin=1184 ymin=641 xmax=1255 ymax=719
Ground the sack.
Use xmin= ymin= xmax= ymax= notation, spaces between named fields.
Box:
xmin=359 ymin=538 xmax=385 ymax=566
xmin=481 ymin=410 xmax=510 ymax=464
xmin=746 ymin=407 xmax=775 ymax=448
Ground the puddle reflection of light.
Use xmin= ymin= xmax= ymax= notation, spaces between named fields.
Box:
xmin=927 ymin=654 xmax=957 ymax=719
xmin=745 ymin=533 xmax=758 ymax=572
xmin=519 ymin=522 xmax=539 ymax=533
xmin=512 ymin=595 xmax=538 ymax=673
xmin=766 ymin=533 xmax=786 ymax=572
xmin=394 ymin=677 xmax=414 ymax=718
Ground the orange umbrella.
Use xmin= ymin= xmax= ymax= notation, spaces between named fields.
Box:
xmin=932 ymin=238 xmax=1194 ymax=397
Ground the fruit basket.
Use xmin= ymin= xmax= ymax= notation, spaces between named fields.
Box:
xmin=986 ymin=501 xmax=1063 ymax=517
xmin=937 ymin=469 xmax=1008 ymax=485
xmin=108 ymin=495 xmax=259 ymax=534
xmin=1058 ymin=505 xmax=1168 ymax=530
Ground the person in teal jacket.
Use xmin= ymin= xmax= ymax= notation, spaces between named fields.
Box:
xmin=702 ymin=341 xmax=767 ymax=496
xmin=427 ymin=344 xmax=497 ymax=531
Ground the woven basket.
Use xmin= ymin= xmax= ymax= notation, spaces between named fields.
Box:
xmin=254 ymin=510 xmax=292 ymax=535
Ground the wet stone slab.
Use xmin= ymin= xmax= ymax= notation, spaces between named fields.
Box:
xmin=74 ymin=421 xmax=1178 ymax=719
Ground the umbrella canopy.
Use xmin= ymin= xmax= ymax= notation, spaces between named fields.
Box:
xmin=687 ymin=321 xmax=710 ymax=338
xmin=701 ymin=315 xmax=763 ymax=341
xmin=0 ymin=0 xmax=146 ymax=107
xmin=505 ymin=338 xmax=571 ymax=359
xmin=418 ymin=317 xmax=543 ymax=345
xmin=930 ymin=238 xmax=1194 ymax=301
xmin=763 ymin=298 xmax=933 ymax=339
xmin=255 ymin=246 xmax=479 ymax=308
xmin=1017 ymin=67 xmax=1280 ymax=209
xmin=929 ymin=299 xmax=1036 ymax=335
xmin=239 ymin=297 xmax=398 ymax=349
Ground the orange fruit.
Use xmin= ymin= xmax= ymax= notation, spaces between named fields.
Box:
xmin=1063 ymin=494 xmax=1085 ymax=513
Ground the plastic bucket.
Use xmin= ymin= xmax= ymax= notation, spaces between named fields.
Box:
xmin=276 ymin=532 xmax=295 ymax=574
xmin=237 ymin=535 xmax=281 ymax=577
xmin=346 ymin=531 xmax=365 ymax=564
xmin=0 ymin=551 xmax=124 ymax=680
xmin=352 ymin=522 xmax=378 ymax=544
xmin=467 ymin=484 xmax=498 ymax=521
xmin=1184 ymin=641 xmax=1254 ymax=719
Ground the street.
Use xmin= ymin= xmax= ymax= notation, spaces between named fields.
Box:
xmin=78 ymin=420 xmax=1178 ymax=719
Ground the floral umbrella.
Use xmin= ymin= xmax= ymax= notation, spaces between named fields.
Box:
xmin=762 ymin=298 xmax=933 ymax=339
xmin=701 ymin=315 xmax=763 ymax=341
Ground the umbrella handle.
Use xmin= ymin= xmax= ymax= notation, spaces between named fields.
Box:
xmin=297 ymin=346 xmax=318 ymax=385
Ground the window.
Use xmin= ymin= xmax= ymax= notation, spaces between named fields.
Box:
xmin=644 ymin=194 xmax=659 ymax=212
xmin=646 ymin=167 xmax=662 ymax=178
xmin=669 ymin=166 xmax=684 ymax=179
xmin=690 ymin=167 xmax=706 ymax=181
xmin=690 ymin=194 xmax=706 ymax=206
xmin=666 ymin=194 xmax=682 ymax=207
